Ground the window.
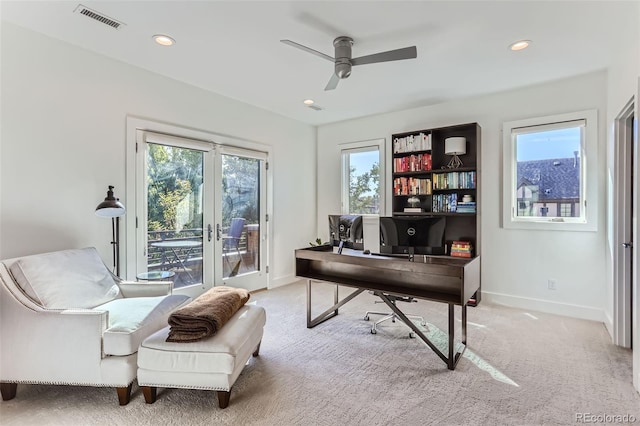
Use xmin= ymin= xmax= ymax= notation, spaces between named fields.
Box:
xmin=502 ymin=110 xmax=598 ymax=231
xmin=341 ymin=139 xmax=385 ymax=215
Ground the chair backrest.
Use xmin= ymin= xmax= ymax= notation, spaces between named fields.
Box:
xmin=5 ymin=247 xmax=121 ymax=309
xmin=228 ymin=218 xmax=246 ymax=239
xmin=223 ymin=218 xmax=246 ymax=250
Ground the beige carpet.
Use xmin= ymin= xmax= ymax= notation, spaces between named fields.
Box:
xmin=1 ymin=280 xmax=639 ymax=425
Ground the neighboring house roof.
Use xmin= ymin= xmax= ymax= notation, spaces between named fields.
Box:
xmin=517 ymin=157 xmax=580 ymax=201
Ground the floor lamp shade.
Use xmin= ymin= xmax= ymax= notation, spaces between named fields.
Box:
xmin=95 ymin=185 xmax=126 ymax=218
xmin=444 ymin=137 xmax=466 ymax=168
xmin=95 ymin=186 xmax=125 ymax=277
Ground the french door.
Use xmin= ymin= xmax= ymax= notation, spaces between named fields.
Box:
xmin=134 ymin=130 xmax=267 ymax=296
xmin=214 ymin=146 xmax=267 ymax=291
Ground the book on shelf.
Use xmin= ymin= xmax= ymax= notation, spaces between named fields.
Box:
xmin=456 ymin=201 xmax=476 ymax=213
xmin=393 ymin=177 xmax=432 ymax=196
xmin=450 ymin=240 xmax=473 ymax=258
xmin=432 ymin=171 xmax=476 ymax=190
xmin=393 ymin=153 xmax=432 ymax=173
xmin=393 ymin=133 xmax=432 ymax=154
xmin=432 ymin=193 xmax=458 ymax=213
xmin=403 ymin=207 xmax=423 ymax=213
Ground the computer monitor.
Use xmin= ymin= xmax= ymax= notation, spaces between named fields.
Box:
xmin=328 ymin=214 xmax=363 ymax=249
xmin=379 ymin=216 xmax=446 ymax=255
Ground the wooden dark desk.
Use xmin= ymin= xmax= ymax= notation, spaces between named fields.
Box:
xmin=295 ymin=245 xmax=480 ymax=370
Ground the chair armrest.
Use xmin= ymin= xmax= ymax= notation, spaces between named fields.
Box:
xmin=118 ymin=281 xmax=173 ymax=297
xmin=0 ymin=306 xmax=108 ymax=382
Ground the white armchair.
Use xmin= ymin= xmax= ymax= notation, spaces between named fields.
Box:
xmin=0 ymin=247 xmax=190 ymax=405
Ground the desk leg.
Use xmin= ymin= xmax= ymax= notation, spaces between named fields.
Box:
xmin=448 ymin=303 xmax=454 ymax=369
xmin=375 ymin=292 xmax=467 ymax=370
xmin=306 ymin=280 xmax=365 ymax=328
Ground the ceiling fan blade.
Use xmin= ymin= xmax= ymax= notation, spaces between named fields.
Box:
xmin=280 ymin=39 xmax=334 ymax=62
xmin=351 ymin=46 xmax=417 ymax=66
xmin=324 ymin=73 xmax=340 ymax=91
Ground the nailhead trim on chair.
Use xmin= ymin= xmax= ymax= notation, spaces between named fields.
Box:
xmin=0 ymin=379 xmax=134 ymax=387
xmin=138 ymin=382 xmax=230 ymax=391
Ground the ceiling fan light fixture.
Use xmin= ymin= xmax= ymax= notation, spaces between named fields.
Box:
xmin=509 ymin=40 xmax=531 ymax=51
xmin=153 ymin=34 xmax=175 ymax=46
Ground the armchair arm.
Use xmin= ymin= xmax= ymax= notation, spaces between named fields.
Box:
xmin=118 ymin=281 xmax=173 ymax=298
xmin=0 ymin=304 xmax=108 ymax=383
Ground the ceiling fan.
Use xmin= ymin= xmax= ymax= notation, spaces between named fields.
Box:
xmin=280 ymin=36 xmax=417 ymax=91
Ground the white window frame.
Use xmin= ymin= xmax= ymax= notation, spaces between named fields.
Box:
xmin=502 ymin=109 xmax=598 ymax=231
xmin=340 ymin=138 xmax=386 ymax=216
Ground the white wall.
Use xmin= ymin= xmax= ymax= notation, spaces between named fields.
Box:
xmin=318 ymin=71 xmax=608 ymax=321
xmin=0 ymin=22 xmax=317 ymax=287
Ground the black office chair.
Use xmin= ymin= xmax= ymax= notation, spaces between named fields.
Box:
xmin=364 ymin=294 xmax=426 ymax=338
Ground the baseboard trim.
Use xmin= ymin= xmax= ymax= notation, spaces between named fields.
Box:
xmin=269 ymin=274 xmax=299 ymax=289
xmin=603 ymin=311 xmax=614 ymax=342
xmin=482 ymin=291 xmax=604 ymax=322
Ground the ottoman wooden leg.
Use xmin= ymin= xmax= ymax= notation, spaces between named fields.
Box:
xmin=141 ymin=386 xmax=158 ymax=404
xmin=116 ymin=384 xmax=132 ymax=406
xmin=253 ymin=341 xmax=261 ymax=357
xmin=0 ymin=383 xmax=17 ymax=401
xmin=217 ymin=390 xmax=231 ymax=409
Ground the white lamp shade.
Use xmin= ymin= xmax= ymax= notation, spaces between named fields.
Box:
xmin=445 ymin=137 xmax=466 ymax=155
xmin=95 ymin=205 xmax=125 ymax=217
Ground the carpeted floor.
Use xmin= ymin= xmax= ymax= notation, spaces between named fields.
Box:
xmin=1 ymin=280 xmax=638 ymax=425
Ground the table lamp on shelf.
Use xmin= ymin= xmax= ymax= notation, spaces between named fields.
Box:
xmin=95 ymin=185 xmax=126 ymax=277
xmin=445 ymin=137 xmax=466 ymax=169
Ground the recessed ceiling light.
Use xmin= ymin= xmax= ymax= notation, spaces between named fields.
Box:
xmin=153 ymin=34 xmax=175 ymax=46
xmin=509 ymin=40 xmax=531 ymax=51
xmin=303 ymin=99 xmax=315 ymax=106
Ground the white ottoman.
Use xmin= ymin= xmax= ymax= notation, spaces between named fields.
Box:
xmin=137 ymin=304 xmax=266 ymax=408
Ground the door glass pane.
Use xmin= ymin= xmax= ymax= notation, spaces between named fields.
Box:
xmin=221 ymin=154 xmax=260 ymax=278
xmin=146 ymin=143 xmax=204 ymax=289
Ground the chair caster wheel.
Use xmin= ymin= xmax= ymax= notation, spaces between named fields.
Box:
xmin=371 ymin=329 xmax=377 ymax=334
xmin=364 ymin=316 xmax=369 ymax=321
xmin=409 ymin=332 xmax=415 ymax=338
xmin=420 ymin=322 xmax=426 ymax=327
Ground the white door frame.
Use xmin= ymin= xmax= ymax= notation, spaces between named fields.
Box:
xmin=613 ymin=98 xmax=635 ymax=348
xmin=634 ymin=78 xmax=640 ymax=392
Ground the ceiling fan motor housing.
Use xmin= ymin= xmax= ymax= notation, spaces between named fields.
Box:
xmin=333 ymin=36 xmax=353 ymax=79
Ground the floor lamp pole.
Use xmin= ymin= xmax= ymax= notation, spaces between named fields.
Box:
xmin=112 ymin=216 xmax=120 ymax=277
xmin=96 ymin=185 xmax=125 ymax=278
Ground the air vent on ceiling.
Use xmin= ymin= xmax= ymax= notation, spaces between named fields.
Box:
xmin=74 ymin=4 xmax=124 ymax=29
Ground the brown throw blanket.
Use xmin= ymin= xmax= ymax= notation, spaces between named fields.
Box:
xmin=166 ymin=286 xmax=250 ymax=343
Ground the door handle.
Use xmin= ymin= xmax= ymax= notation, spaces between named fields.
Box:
xmin=622 ymin=242 xmax=633 ymax=248
xmin=207 ymin=224 xmax=213 ymax=242
xmin=216 ymin=223 xmax=222 ymax=241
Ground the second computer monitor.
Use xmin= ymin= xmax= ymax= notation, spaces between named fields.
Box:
xmin=379 ymin=216 xmax=446 ymax=255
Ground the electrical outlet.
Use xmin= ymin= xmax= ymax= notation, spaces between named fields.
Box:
xmin=548 ymin=279 xmax=557 ymax=290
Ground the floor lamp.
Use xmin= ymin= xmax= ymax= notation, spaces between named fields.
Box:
xmin=95 ymin=185 xmax=126 ymax=277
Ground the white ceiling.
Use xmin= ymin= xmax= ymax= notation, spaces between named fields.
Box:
xmin=1 ymin=1 xmax=637 ymax=126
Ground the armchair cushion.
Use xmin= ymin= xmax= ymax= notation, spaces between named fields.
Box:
xmin=8 ymin=247 xmax=122 ymax=309
xmin=96 ymin=294 xmax=191 ymax=356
